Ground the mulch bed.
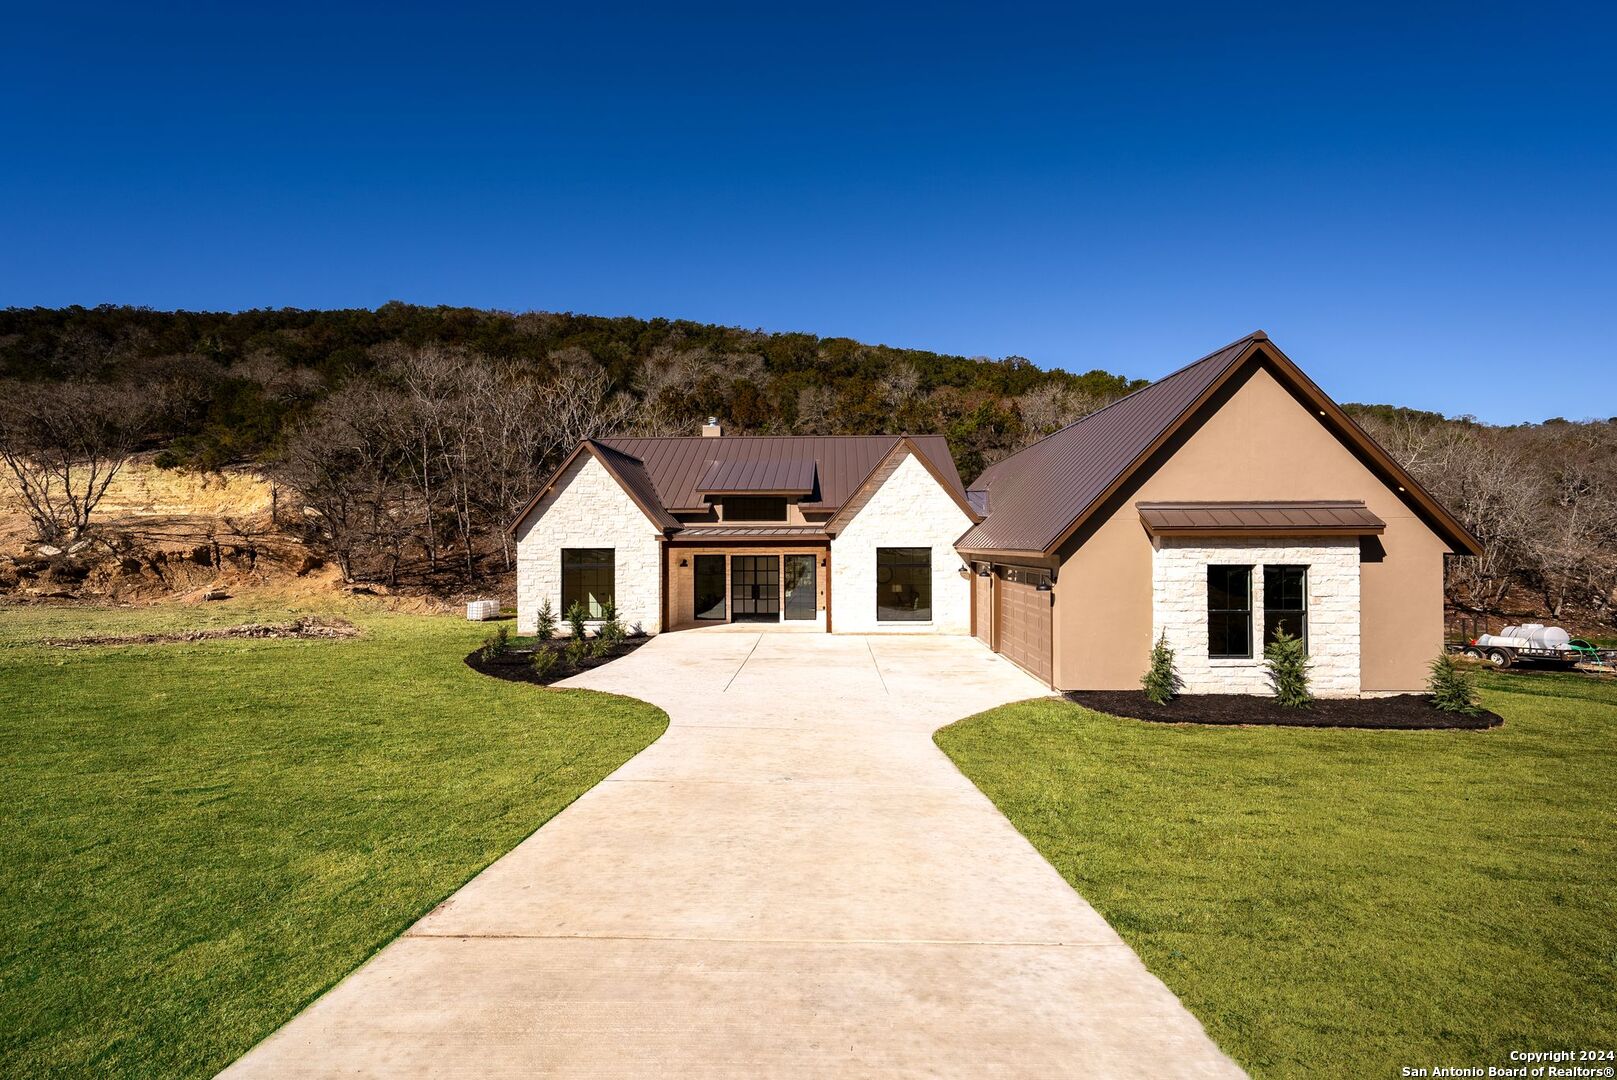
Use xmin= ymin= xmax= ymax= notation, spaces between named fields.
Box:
xmin=41 ymin=616 xmax=360 ymax=648
xmin=464 ymin=636 xmax=650 ymax=687
xmin=1065 ymin=690 xmax=1503 ymax=730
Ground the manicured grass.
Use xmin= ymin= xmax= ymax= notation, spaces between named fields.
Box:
xmin=0 ymin=603 xmax=667 ymax=1079
xmin=936 ymin=672 xmax=1616 ymax=1078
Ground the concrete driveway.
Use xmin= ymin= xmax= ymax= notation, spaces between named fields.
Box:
xmin=222 ymin=632 xmax=1244 ymax=1078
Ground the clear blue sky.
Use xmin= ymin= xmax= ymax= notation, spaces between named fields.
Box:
xmin=2 ymin=3 xmax=1612 ymax=423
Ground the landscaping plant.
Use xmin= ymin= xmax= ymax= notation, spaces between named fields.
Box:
xmin=597 ymin=600 xmax=626 ymax=647
xmin=1264 ymin=625 xmax=1312 ymax=707
xmin=530 ymin=647 xmax=558 ymax=680
xmin=565 ymin=600 xmax=589 ymax=642
xmin=563 ymin=635 xmax=589 ymax=670
xmin=1427 ymin=651 xmax=1481 ymax=714
xmin=478 ymin=623 xmax=510 ymax=662
xmin=1140 ymin=631 xmax=1183 ymax=705
xmin=535 ymin=598 xmax=556 ymax=643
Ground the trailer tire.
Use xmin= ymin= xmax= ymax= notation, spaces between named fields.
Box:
xmin=1463 ymin=647 xmax=1482 ymax=660
xmin=1486 ymin=648 xmax=1514 ymax=669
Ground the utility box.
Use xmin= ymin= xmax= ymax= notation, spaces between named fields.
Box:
xmin=466 ymin=599 xmax=501 ymax=621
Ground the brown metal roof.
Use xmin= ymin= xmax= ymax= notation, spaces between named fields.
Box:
xmin=956 ymin=331 xmax=1482 ymax=557
xmin=1138 ymin=501 xmax=1386 ymax=536
xmin=957 ymin=334 xmax=1262 ymax=553
xmin=596 ymin=435 xmax=964 ymax=512
xmin=696 ymin=456 xmax=817 ymax=496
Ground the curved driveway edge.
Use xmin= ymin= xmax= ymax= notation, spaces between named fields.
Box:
xmin=221 ymin=632 xmax=1245 ymax=1078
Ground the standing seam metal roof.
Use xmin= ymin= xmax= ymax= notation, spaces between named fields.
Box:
xmin=957 ymin=334 xmax=1262 ymax=553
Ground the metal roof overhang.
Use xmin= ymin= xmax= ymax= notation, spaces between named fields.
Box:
xmin=1137 ymin=500 xmax=1386 ymax=538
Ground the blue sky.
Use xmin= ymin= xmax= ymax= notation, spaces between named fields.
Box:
xmin=2 ymin=2 xmax=1612 ymax=422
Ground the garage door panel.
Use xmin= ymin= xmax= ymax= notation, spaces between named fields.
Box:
xmin=995 ymin=573 xmax=1051 ymax=685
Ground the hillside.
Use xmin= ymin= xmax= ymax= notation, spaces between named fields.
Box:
xmin=1 ymin=304 xmax=1613 ymax=633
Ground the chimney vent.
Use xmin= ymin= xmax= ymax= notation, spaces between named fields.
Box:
xmin=701 ymin=417 xmax=723 ymax=438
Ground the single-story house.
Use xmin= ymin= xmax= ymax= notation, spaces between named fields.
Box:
xmin=512 ymin=332 xmax=1481 ymax=695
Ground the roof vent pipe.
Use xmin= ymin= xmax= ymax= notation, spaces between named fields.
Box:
xmin=701 ymin=417 xmax=723 ymax=437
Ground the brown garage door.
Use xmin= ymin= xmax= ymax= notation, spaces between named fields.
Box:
xmin=995 ymin=570 xmax=1052 ymax=686
xmin=973 ymin=570 xmax=992 ymax=645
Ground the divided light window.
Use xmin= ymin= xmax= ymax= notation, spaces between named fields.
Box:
xmin=877 ymin=547 xmax=931 ymax=622
xmin=1207 ymin=565 xmax=1252 ymax=658
xmin=723 ymin=496 xmax=788 ymax=522
xmin=561 ymin=548 xmax=614 ymax=618
xmin=1264 ymin=565 xmax=1308 ymax=651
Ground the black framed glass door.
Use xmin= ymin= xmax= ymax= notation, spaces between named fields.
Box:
xmin=694 ymin=554 xmax=726 ymax=621
xmin=730 ymin=555 xmax=780 ymax=621
xmin=784 ymin=554 xmax=816 ymax=621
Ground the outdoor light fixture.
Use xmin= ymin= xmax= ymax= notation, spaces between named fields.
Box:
xmin=1036 ymin=580 xmax=1053 ymax=592
xmin=820 ymin=557 xmax=826 ymax=567
xmin=679 ymin=558 xmax=688 ymax=567
xmin=977 ymin=566 xmax=991 ymax=577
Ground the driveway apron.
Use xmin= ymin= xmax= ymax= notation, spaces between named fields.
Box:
xmin=221 ymin=632 xmax=1245 ymax=1078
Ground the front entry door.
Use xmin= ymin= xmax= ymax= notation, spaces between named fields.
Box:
xmin=783 ymin=554 xmax=817 ymax=620
xmin=730 ymin=555 xmax=780 ymax=621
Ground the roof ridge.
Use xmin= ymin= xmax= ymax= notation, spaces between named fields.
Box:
xmin=600 ymin=433 xmax=931 ymax=440
xmin=971 ymin=331 xmax=1264 ymax=486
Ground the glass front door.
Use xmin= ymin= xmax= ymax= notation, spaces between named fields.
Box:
xmin=730 ymin=555 xmax=780 ymax=621
xmin=784 ymin=554 xmax=817 ymax=621
xmin=694 ymin=554 xmax=726 ymax=620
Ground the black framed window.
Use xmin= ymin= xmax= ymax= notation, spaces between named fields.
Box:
xmin=877 ymin=547 xmax=931 ymax=622
xmin=1207 ymin=565 xmax=1252 ymax=658
xmin=722 ymin=496 xmax=787 ymax=521
xmin=693 ymin=554 xmax=725 ymax=620
xmin=561 ymin=548 xmax=614 ymax=618
xmin=1264 ymin=565 xmax=1308 ymax=650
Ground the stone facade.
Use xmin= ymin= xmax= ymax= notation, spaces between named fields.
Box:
xmin=515 ymin=454 xmax=663 ymax=636
xmin=830 ymin=452 xmax=972 ymax=634
xmin=1150 ymin=537 xmax=1361 ymax=696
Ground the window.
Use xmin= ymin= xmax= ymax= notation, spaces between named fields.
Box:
xmin=693 ymin=554 xmax=725 ymax=620
xmin=1264 ymin=565 xmax=1308 ymax=650
xmin=561 ymin=548 xmax=614 ymax=618
xmin=722 ymin=496 xmax=787 ymax=522
xmin=877 ymin=547 xmax=931 ymax=621
xmin=1207 ymin=565 xmax=1252 ymax=658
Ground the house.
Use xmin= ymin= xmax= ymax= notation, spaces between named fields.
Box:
xmin=512 ymin=332 xmax=1482 ymax=696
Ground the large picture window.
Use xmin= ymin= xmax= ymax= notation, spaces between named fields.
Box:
xmin=561 ymin=548 xmax=614 ymax=618
xmin=1207 ymin=565 xmax=1252 ymax=658
xmin=877 ymin=547 xmax=931 ymax=622
xmin=1264 ymin=565 xmax=1308 ymax=650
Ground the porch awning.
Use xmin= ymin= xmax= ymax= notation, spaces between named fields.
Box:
xmin=1137 ymin=500 xmax=1385 ymax=537
xmin=671 ymin=526 xmax=828 ymax=540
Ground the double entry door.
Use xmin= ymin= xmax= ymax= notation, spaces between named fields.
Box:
xmin=696 ymin=553 xmax=816 ymax=623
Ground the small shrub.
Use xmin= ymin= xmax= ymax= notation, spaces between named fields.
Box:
xmin=478 ymin=623 xmax=510 ymax=662
xmin=1140 ymin=631 xmax=1183 ymax=705
xmin=565 ymin=601 xmax=589 ymax=642
xmin=1428 ymin=652 xmax=1481 ymax=714
xmin=589 ymin=636 xmax=612 ymax=659
xmin=598 ymin=599 xmax=626 ymax=647
xmin=1264 ymin=625 xmax=1312 ymax=708
xmin=530 ymin=647 xmax=559 ymax=680
xmin=563 ymin=636 xmax=589 ymax=670
xmin=535 ymin=598 xmax=557 ymax=643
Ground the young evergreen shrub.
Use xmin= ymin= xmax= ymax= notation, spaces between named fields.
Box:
xmin=565 ymin=601 xmax=589 ymax=642
xmin=562 ymin=636 xmax=589 ymax=670
xmin=535 ymin=598 xmax=557 ymax=643
xmin=597 ymin=599 xmax=626 ymax=647
xmin=1264 ymin=625 xmax=1312 ymax=708
xmin=1428 ymin=652 xmax=1481 ymax=713
xmin=530 ymin=647 xmax=559 ymax=680
xmin=479 ymin=623 xmax=510 ymax=662
xmin=1140 ymin=631 xmax=1184 ymax=705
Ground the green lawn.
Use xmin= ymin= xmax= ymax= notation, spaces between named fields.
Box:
xmin=0 ymin=602 xmax=667 ymax=1079
xmin=937 ymin=672 xmax=1616 ymax=1078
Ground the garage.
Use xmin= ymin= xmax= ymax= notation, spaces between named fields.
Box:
xmin=993 ymin=566 xmax=1052 ymax=686
xmin=972 ymin=568 xmax=992 ymax=646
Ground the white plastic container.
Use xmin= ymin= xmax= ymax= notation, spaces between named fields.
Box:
xmin=466 ymin=599 xmax=501 ymax=621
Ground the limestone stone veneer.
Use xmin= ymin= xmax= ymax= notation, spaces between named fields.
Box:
xmin=1150 ymin=536 xmax=1360 ymax=696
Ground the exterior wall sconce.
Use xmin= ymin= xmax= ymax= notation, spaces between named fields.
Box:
xmin=977 ymin=566 xmax=992 ymax=577
xmin=820 ymin=556 xmax=827 ymax=567
xmin=678 ymin=558 xmax=688 ymax=567
xmin=1036 ymin=580 xmax=1053 ymax=592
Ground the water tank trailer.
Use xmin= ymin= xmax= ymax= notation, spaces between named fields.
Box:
xmin=1453 ymin=623 xmax=1613 ymax=670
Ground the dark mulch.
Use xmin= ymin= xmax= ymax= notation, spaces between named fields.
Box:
xmin=464 ymin=636 xmax=650 ymax=687
xmin=1065 ymin=690 xmax=1503 ymax=730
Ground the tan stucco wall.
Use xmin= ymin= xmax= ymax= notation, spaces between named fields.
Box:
xmin=666 ymin=545 xmax=827 ymax=629
xmin=1050 ymin=363 xmax=1450 ymax=693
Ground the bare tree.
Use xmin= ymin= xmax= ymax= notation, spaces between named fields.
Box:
xmin=0 ymin=381 xmax=156 ymax=543
xmin=1014 ymin=384 xmax=1108 ymax=447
